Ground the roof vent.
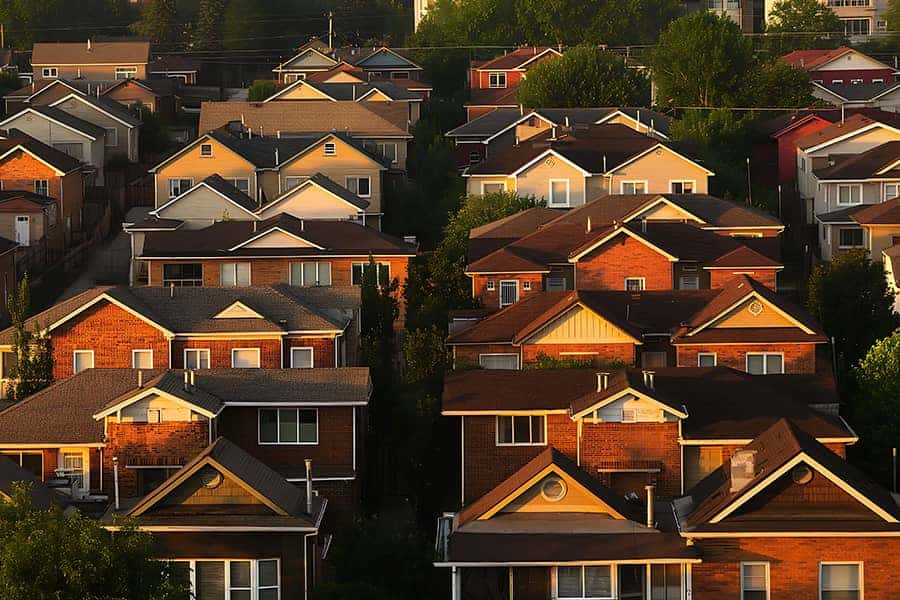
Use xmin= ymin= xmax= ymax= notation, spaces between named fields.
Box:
xmin=586 ymin=216 xmax=591 ymax=233
xmin=596 ymin=371 xmax=610 ymax=391
xmin=403 ymin=235 xmax=417 ymax=245
xmin=642 ymin=370 xmax=655 ymax=390
xmin=791 ymin=463 xmax=813 ymax=485
xmin=730 ymin=450 xmax=757 ymax=492
xmin=87 ymin=39 xmax=92 ymax=51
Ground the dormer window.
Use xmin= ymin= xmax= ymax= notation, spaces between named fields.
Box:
xmin=324 ymin=142 xmax=337 ymax=156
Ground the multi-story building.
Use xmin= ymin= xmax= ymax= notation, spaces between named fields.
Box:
xmin=464 ymin=47 xmax=562 ymax=121
xmin=31 ymin=40 xmax=151 ymax=81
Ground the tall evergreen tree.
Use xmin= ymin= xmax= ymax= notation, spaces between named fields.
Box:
xmin=6 ymin=275 xmax=52 ymax=401
xmin=192 ymin=0 xmax=226 ymax=50
xmin=132 ymin=0 xmax=180 ymax=48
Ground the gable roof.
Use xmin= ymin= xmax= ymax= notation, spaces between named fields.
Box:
xmin=266 ymin=79 xmax=422 ymax=103
xmin=262 ymin=172 xmax=370 ymax=212
xmin=780 ymin=47 xmax=886 ymax=71
xmin=32 ymin=40 xmax=150 ymax=66
xmin=92 ymin=371 xmax=224 ymax=420
xmin=273 ymin=46 xmax=338 ymax=73
xmin=474 ymin=47 xmax=562 ymax=71
xmin=50 ymin=92 xmax=142 ymax=128
xmin=813 ymin=80 xmax=900 ymax=103
xmin=852 ymin=196 xmax=900 ymax=224
xmin=0 ymin=134 xmax=84 ymax=174
xmin=1 ymin=106 xmax=105 ymax=140
xmin=794 ymin=114 xmax=900 ymax=151
xmin=334 ymin=47 xmax=423 ymax=70
xmin=153 ymin=173 xmax=258 ymax=216
xmin=813 ymin=140 xmax=900 ymax=180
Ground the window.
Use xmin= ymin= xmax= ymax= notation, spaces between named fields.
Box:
xmin=800 ymin=156 xmax=806 ymax=172
xmin=168 ymin=178 xmax=193 ymax=198
xmin=651 ymin=564 xmax=683 ymax=600
xmin=469 ymin=151 xmax=481 ymax=164
xmin=177 ymin=559 xmax=280 ymax=600
xmin=746 ymin=353 xmax=784 ymax=375
xmin=679 ymin=275 xmax=700 ymax=290
xmin=290 ymin=347 xmax=313 ymax=368
xmin=486 ymin=280 xmax=495 ymax=291
xmin=523 ymin=280 xmax=531 ymax=291
xmin=220 ymin=262 xmax=251 ymax=287
xmin=497 ymin=415 xmax=545 ymax=445
xmin=115 ymin=66 xmax=138 ymax=79
xmin=642 ymin=351 xmax=667 ymax=368
xmin=60 ymin=452 xmax=85 ymax=493
xmin=42 ymin=67 xmax=58 ymax=78
xmin=549 ymin=179 xmax=570 ymax=207
xmin=284 ymin=176 xmax=306 ymax=190
xmin=885 ymin=183 xmax=900 ymax=201
xmin=184 ymin=348 xmax=210 ymax=369
xmin=838 ymin=228 xmax=864 ymax=248
xmin=621 ymin=181 xmax=647 ymax=194
xmin=346 ymin=176 xmax=371 ymax=198
xmin=73 ymin=350 xmax=94 ymax=374
xmin=557 ymin=565 xmax=612 ymax=599
xmin=375 ymin=142 xmax=397 ymax=164
xmin=231 ymin=348 xmax=260 ymax=368
xmin=227 ymin=178 xmax=250 ymax=196
xmin=820 ymin=563 xmax=861 ymax=600
xmin=259 ymin=408 xmax=317 ymax=444
xmin=481 ymin=182 xmax=506 ymax=194
xmin=1 ymin=451 xmax=42 ymax=479
xmin=488 ymin=72 xmax=507 ymax=88
xmin=132 ymin=349 xmax=153 ymax=369
xmin=200 ymin=143 xmax=213 ymax=157
xmin=698 ymin=353 xmax=717 ymax=367
xmin=105 ymin=127 xmax=118 ymax=147
xmin=873 ymin=77 xmax=884 ymax=83
xmin=741 ymin=562 xmax=769 ymax=600
xmin=837 ymin=184 xmax=862 ymax=205
xmin=479 ymin=354 xmax=519 ymax=369
xmin=831 ymin=79 xmax=844 ymax=85
xmin=162 ymin=263 xmax=202 ymax=287
xmin=147 ymin=409 xmax=161 ymax=423
xmin=670 ymin=180 xmax=694 ymax=193
xmin=625 ymin=277 xmax=645 ymax=291
xmin=842 ymin=18 xmax=870 ymax=36
xmin=324 ymin=142 xmax=336 ymax=156
xmin=290 ymin=261 xmax=332 ymax=286
xmin=499 ymin=280 xmax=518 ymax=306
xmin=34 ymin=180 xmax=49 ymax=196
xmin=391 ymin=71 xmax=410 ymax=79
xmin=546 ymin=277 xmax=566 ymax=291
xmin=352 ymin=262 xmax=390 ymax=286
xmin=53 ymin=143 xmax=83 ymax=160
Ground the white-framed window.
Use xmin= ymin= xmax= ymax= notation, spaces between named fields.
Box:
xmin=226 ymin=178 xmax=251 ymax=196
xmin=184 ymin=348 xmax=210 ymax=370
xmin=351 ymin=262 xmax=390 ymax=286
xmin=496 ymin=415 xmax=545 ymax=445
xmin=375 ymin=142 xmax=397 ymax=164
xmin=486 ymin=280 xmax=495 ymax=291
xmin=147 ymin=408 xmax=161 ymax=423
xmin=873 ymin=77 xmax=885 ymax=83
xmin=556 ymin=565 xmax=613 ymax=599
xmin=132 ymin=349 xmax=153 ymax=369
xmin=885 ymin=182 xmax=900 ymax=201
xmin=346 ymin=176 xmax=371 ymax=198
xmin=479 ymin=353 xmax=519 ymax=370
xmin=850 ymin=78 xmax=863 ymax=85
xmin=842 ymin=18 xmax=870 ymax=36
xmin=548 ymin=179 xmax=570 ymax=207
xmin=290 ymin=347 xmax=314 ymax=368
xmin=838 ymin=227 xmax=864 ymax=248
xmin=324 ymin=142 xmax=336 ymax=156
xmin=115 ymin=66 xmax=138 ymax=79
xmin=523 ymin=280 xmax=531 ymax=291
xmin=670 ymin=180 xmax=695 ymax=193
xmin=679 ymin=275 xmax=700 ymax=290
xmin=284 ymin=176 xmax=306 ymax=190
xmin=836 ymin=184 xmax=862 ymax=205
xmin=621 ymin=180 xmax=647 ymax=194
xmin=33 ymin=180 xmax=49 ymax=196
xmin=546 ymin=277 xmax=566 ymax=291
xmin=820 ymin=562 xmax=861 ymax=600
xmin=220 ymin=262 xmax=251 ymax=287
xmin=746 ymin=352 xmax=784 ymax=375
xmin=42 ymin=67 xmax=58 ymax=78
xmin=73 ymin=350 xmax=94 ymax=374
xmin=168 ymin=178 xmax=193 ymax=198
xmin=499 ymin=280 xmax=518 ymax=307
xmin=172 ymin=559 xmax=280 ymax=600
xmin=832 ymin=79 xmax=844 ymax=85
xmin=259 ymin=408 xmax=318 ymax=444
xmin=480 ymin=181 xmax=506 ymax=194
xmin=231 ymin=348 xmax=260 ymax=368
xmin=698 ymin=352 xmax=717 ymax=367
xmin=60 ymin=451 xmax=86 ymax=493
xmin=625 ymin=277 xmax=645 ymax=291
xmin=199 ymin=143 xmax=213 ymax=157
xmin=488 ymin=72 xmax=507 ymax=88
xmin=741 ymin=562 xmax=769 ymax=600
xmin=104 ymin=128 xmax=118 ymax=148
xmin=162 ymin=263 xmax=202 ymax=287
xmin=290 ymin=261 xmax=332 ymax=286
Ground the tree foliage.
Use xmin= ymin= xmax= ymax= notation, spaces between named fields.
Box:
xmin=131 ymin=0 xmax=180 ymax=48
xmin=738 ymin=59 xmax=816 ymax=108
xmin=766 ymin=0 xmax=842 ymax=33
xmin=887 ymin=0 xmax=900 ymax=33
xmin=854 ymin=332 xmax=900 ymax=483
xmin=0 ymin=482 xmax=188 ymax=599
xmin=192 ymin=0 xmax=227 ymax=50
xmin=516 ymin=46 xmax=649 ymax=108
xmin=247 ymin=80 xmax=278 ymax=101
xmin=6 ymin=275 xmax=51 ymax=401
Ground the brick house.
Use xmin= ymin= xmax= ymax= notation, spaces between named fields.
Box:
xmin=448 ymin=276 xmax=827 ymax=372
xmin=0 ymin=285 xmax=360 ymax=390
xmin=464 ymin=47 xmax=562 ymax=121
xmin=466 ymin=194 xmax=784 ymax=310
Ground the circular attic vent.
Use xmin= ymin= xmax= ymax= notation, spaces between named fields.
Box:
xmin=791 ymin=464 xmax=813 ymax=485
xmin=540 ymin=476 xmax=567 ymax=502
xmin=200 ymin=469 xmax=223 ymax=489
xmin=748 ymin=300 xmax=764 ymax=316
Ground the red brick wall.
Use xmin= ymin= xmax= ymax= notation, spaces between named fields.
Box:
xmin=453 ymin=343 xmax=519 ymax=369
xmin=471 ymin=273 xmax=544 ymax=311
xmin=51 ymin=300 xmax=170 ymax=379
xmin=575 ymin=236 xmax=673 ymax=291
xmin=709 ymin=269 xmax=778 ymax=290
xmin=284 ymin=336 xmax=336 ymax=368
xmin=173 ymin=339 xmax=282 ymax=368
xmin=104 ymin=420 xmax=209 ymax=497
xmin=521 ymin=343 xmax=636 ymax=366
xmin=691 ymin=537 xmax=900 ymax=600
xmin=675 ymin=343 xmax=817 ymax=374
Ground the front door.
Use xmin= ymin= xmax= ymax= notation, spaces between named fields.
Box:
xmin=14 ymin=215 xmax=29 ymax=246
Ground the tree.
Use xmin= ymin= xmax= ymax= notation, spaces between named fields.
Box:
xmin=854 ymin=333 xmax=900 ymax=484
xmin=738 ymin=59 xmax=816 ymax=108
xmin=131 ymin=0 xmax=180 ymax=48
xmin=247 ymin=80 xmax=278 ymax=102
xmin=887 ymin=0 xmax=900 ymax=32
xmin=807 ymin=249 xmax=899 ymax=375
xmin=6 ymin=275 xmax=51 ymax=401
xmin=766 ymin=0 xmax=842 ymax=33
xmin=192 ymin=0 xmax=226 ymax=50
xmin=0 ymin=482 xmax=188 ymax=599
xmin=649 ymin=11 xmax=752 ymax=108
xmin=516 ymin=46 xmax=649 ymax=108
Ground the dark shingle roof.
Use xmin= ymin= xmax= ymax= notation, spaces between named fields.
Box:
xmin=29 ymin=106 xmax=107 ymax=139
xmin=0 ymin=135 xmax=83 ymax=172
xmin=196 ymin=174 xmax=257 ymax=212
xmin=816 ymin=81 xmax=900 ymax=102
xmin=32 ymin=41 xmax=150 ymax=66
xmin=814 ymin=140 xmax=900 ymax=180
xmin=0 ymin=454 xmax=63 ymax=510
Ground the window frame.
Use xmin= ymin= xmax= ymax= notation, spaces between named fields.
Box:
xmin=669 ymin=180 xmax=696 ymax=194
xmin=488 ymin=72 xmax=507 ymax=89
xmin=478 ymin=353 xmax=520 ymax=370
xmin=679 ymin=274 xmax=700 ymax=290
xmin=523 ymin=280 xmax=531 ymax=291
xmin=73 ymin=350 xmax=94 ymax=374
xmin=114 ymin=66 xmax=138 ymax=80
xmin=486 ymin=280 xmax=495 ymax=291
xmin=480 ymin=181 xmax=507 ymax=194
xmin=546 ymin=277 xmax=566 ymax=291
xmin=819 ymin=561 xmax=862 ymax=600
xmin=167 ymin=177 xmax=193 ymax=199
xmin=323 ymin=142 xmax=337 ymax=156
xmin=231 ymin=348 xmax=261 ymax=369
xmin=496 ymin=414 xmax=547 ymax=446
xmin=42 ymin=67 xmax=58 ymax=78
xmin=171 ymin=558 xmax=281 ymax=599
xmin=624 ymin=277 xmax=646 ymax=291
xmin=258 ymin=408 xmax=319 ymax=445
xmin=548 ymin=178 xmax=571 ymax=208
xmin=884 ymin=182 xmax=900 ymax=201
xmin=162 ymin=263 xmax=203 ymax=287
xmin=131 ymin=349 xmax=153 ymax=369
xmin=199 ymin=143 xmax=213 ymax=158
xmin=838 ymin=227 xmax=864 ymax=249
xmin=351 ymin=261 xmax=390 ymax=286
xmin=346 ymin=176 xmax=372 ymax=198
xmin=1 ymin=451 xmax=43 ymax=480
xmin=226 ymin=177 xmax=251 ymax=196
xmin=34 ymin=180 xmax=49 ymax=196
xmin=220 ymin=262 xmax=251 ymax=287
xmin=746 ymin=352 xmax=784 ymax=375
xmin=698 ymin=352 xmax=717 ymax=367
xmin=104 ymin=127 xmax=118 ymax=148
xmin=290 ymin=261 xmax=332 ymax=287
xmin=836 ymin=184 xmax=863 ymax=206
xmin=499 ymin=279 xmax=519 ymax=307
xmin=620 ymin=180 xmax=648 ymax=195
xmin=290 ymin=347 xmax=314 ymax=369
xmin=183 ymin=348 xmax=210 ymax=370
xmin=555 ymin=564 xmax=615 ymax=600
xmin=741 ymin=561 xmax=770 ymax=600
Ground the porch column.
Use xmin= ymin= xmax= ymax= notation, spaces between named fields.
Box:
xmin=451 ymin=566 xmax=461 ymax=600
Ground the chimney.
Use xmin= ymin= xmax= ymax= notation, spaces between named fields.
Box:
xmin=137 ymin=370 xmax=143 ymax=388
xmin=564 ymin=116 xmax=570 ymax=128
xmin=253 ymin=220 xmax=258 ymax=232
xmin=730 ymin=450 xmax=757 ymax=492
xmin=112 ymin=457 xmax=120 ymax=510
xmin=596 ymin=372 xmax=610 ymax=391
xmin=352 ymin=84 xmax=356 ymax=100
xmin=170 ymin=282 xmax=175 ymax=298
xmin=305 ymin=458 xmax=313 ymax=514
xmin=515 ymin=134 xmax=520 ymax=146
xmin=642 ymin=370 xmax=655 ymax=390
xmin=636 ymin=109 xmax=641 ymax=128
xmin=645 ymin=484 xmax=654 ymax=527
xmin=602 ymin=155 xmax=607 ymax=172
xmin=550 ymin=126 xmax=557 ymax=140
xmin=275 ymin=148 xmax=279 ymax=165
xmin=277 ymin=130 xmax=281 ymax=138
xmin=300 ymin=219 xmax=304 ymax=232
xmin=586 ymin=216 xmax=591 ymax=233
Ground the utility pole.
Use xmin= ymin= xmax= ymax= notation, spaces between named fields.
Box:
xmin=746 ymin=157 xmax=752 ymax=206
xmin=327 ymin=12 xmax=334 ymax=50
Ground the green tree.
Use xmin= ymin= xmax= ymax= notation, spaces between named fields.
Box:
xmin=766 ymin=0 xmax=842 ymax=32
xmin=516 ymin=46 xmax=649 ymax=108
xmin=247 ymin=80 xmax=278 ymax=102
xmin=649 ymin=11 xmax=752 ymax=108
xmin=131 ymin=0 xmax=180 ymax=48
xmin=6 ymin=275 xmax=51 ymax=401
xmin=404 ymin=325 xmax=448 ymax=391
xmin=887 ymin=0 xmax=900 ymax=32
xmin=739 ymin=59 xmax=816 ymax=108
xmin=807 ymin=249 xmax=899 ymax=375
xmin=0 ymin=482 xmax=188 ymax=599
xmin=854 ymin=333 xmax=900 ymax=484
xmin=0 ymin=1 xmax=60 ymax=47
xmin=192 ymin=0 xmax=226 ymax=50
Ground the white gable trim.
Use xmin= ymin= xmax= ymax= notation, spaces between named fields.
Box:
xmin=92 ymin=386 xmax=220 ymax=420
xmin=569 ymin=388 xmax=688 ymax=421
xmin=510 ymin=149 xmax=592 ymax=177
xmin=483 ymin=111 xmax=555 ymax=144
xmin=263 ymin=79 xmax=337 ymax=103
xmin=686 ymin=290 xmax=815 ymax=337
xmin=0 ymin=108 xmax=97 ymax=141
xmin=517 ymin=47 xmax=563 ymax=70
xmin=273 ymin=47 xmax=338 ymax=73
xmin=260 ymin=178 xmax=366 ymax=214
xmin=0 ymin=145 xmax=67 ymax=176
xmin=804 ymin=121 xmax=900 ymax=153
xmin=568 ymin=227 xmax=679 ymax=262
xmin=151 ymin=179 xmax=260 ymax=219
xmin=49 ymin=92 xmax=136 ymax=128
xmin=619 ymin=195 xmax=706 ymax=225
xmin=228 ymin=226 xmax=325 ymax=251
xmin=213 ymin=301 xmax=266 ymax=320
xmin=607 ymin=143 xmax=714 ymax=176
xmin=594 ymin=111 xmax=670 ymax=140
xmin=46 ymin=293 xmax=174 ymax=338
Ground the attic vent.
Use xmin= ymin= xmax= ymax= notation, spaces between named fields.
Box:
xmin=200 ymin=469 xmax=223 ymax=489
xmin=540 ymin=476 xmax=567 ymax=502
xmin=730 ymin=450 xmax=757 ymax=492
xmin=791 ymin=464 xmax=813 ymax=485
xmin=748 ymin=300 xmax=764 ymax=316
xmin=622 ymin=408 xmax=637 ymax=423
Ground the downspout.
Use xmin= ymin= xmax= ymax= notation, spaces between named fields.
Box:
xmin=460 ymin=416 xmax=465 ymax=507
xmin=576 ymin=419 xmax=582 ymax=466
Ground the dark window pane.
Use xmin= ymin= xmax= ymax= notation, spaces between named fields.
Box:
xmin=20 ymin=454 xmax=42 ymax=478
xmin=195 ymin=561 xmax=224 ymax=600
xmin=279 ymin=409 xmax=299 ymax=443
xmin=259 ymin=410 xmax=278 ymax=443
xmin=299 ymin=410 xmax=317 ymax=443
xmin=229 ymin=560 xmax=251 ymax=588
xmin=258 ymin=560 xmax=278 ymax=587
xmin=513 ymin=416 xmax=530 ymax=444
xmin=498 ymin=416 xmax=513 ymax=444
xmin=531 ymin=416 xmax=544 ymax=444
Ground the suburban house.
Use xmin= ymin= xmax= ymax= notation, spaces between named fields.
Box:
xmin=0 ymin=190 xmax=60 ymax=251
xmin=463 ymin=124 xmax=712 ymax=205
xmin=0 ymin=284 xmax=360 ymax=388
xmin=101 ymin=77 xmax=178 ymax=120
xmin=781 ymin=47 xmax=898 ymax=86
xmin=447 ymin=275 xmax=828 ymax=372
xmin=465 ymin=194 xmax=783 ymax=309
xmin=42 ymin=92 xmax=142 ymax=163
xmin=147 ymin=128 xmax=388 ymax=227
xmin=465 ymin=47 xmax=562 ymax=120
xmin=150 ymin=55 xmax=201 ymax=84
xmin=812 ymin=80 xmax=900 ymax=112
xmin=4 ymin=77 xmax=177 ymax=120
xmin=0 ymin=134 xmax=87 ymax=246
xmin=198 ymin=101 xmax=413 ymax=171
xmin=31 ymin=39 xmax=151 ymax=81
xmin=447 ymin=107 xmax=671 ymax=168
